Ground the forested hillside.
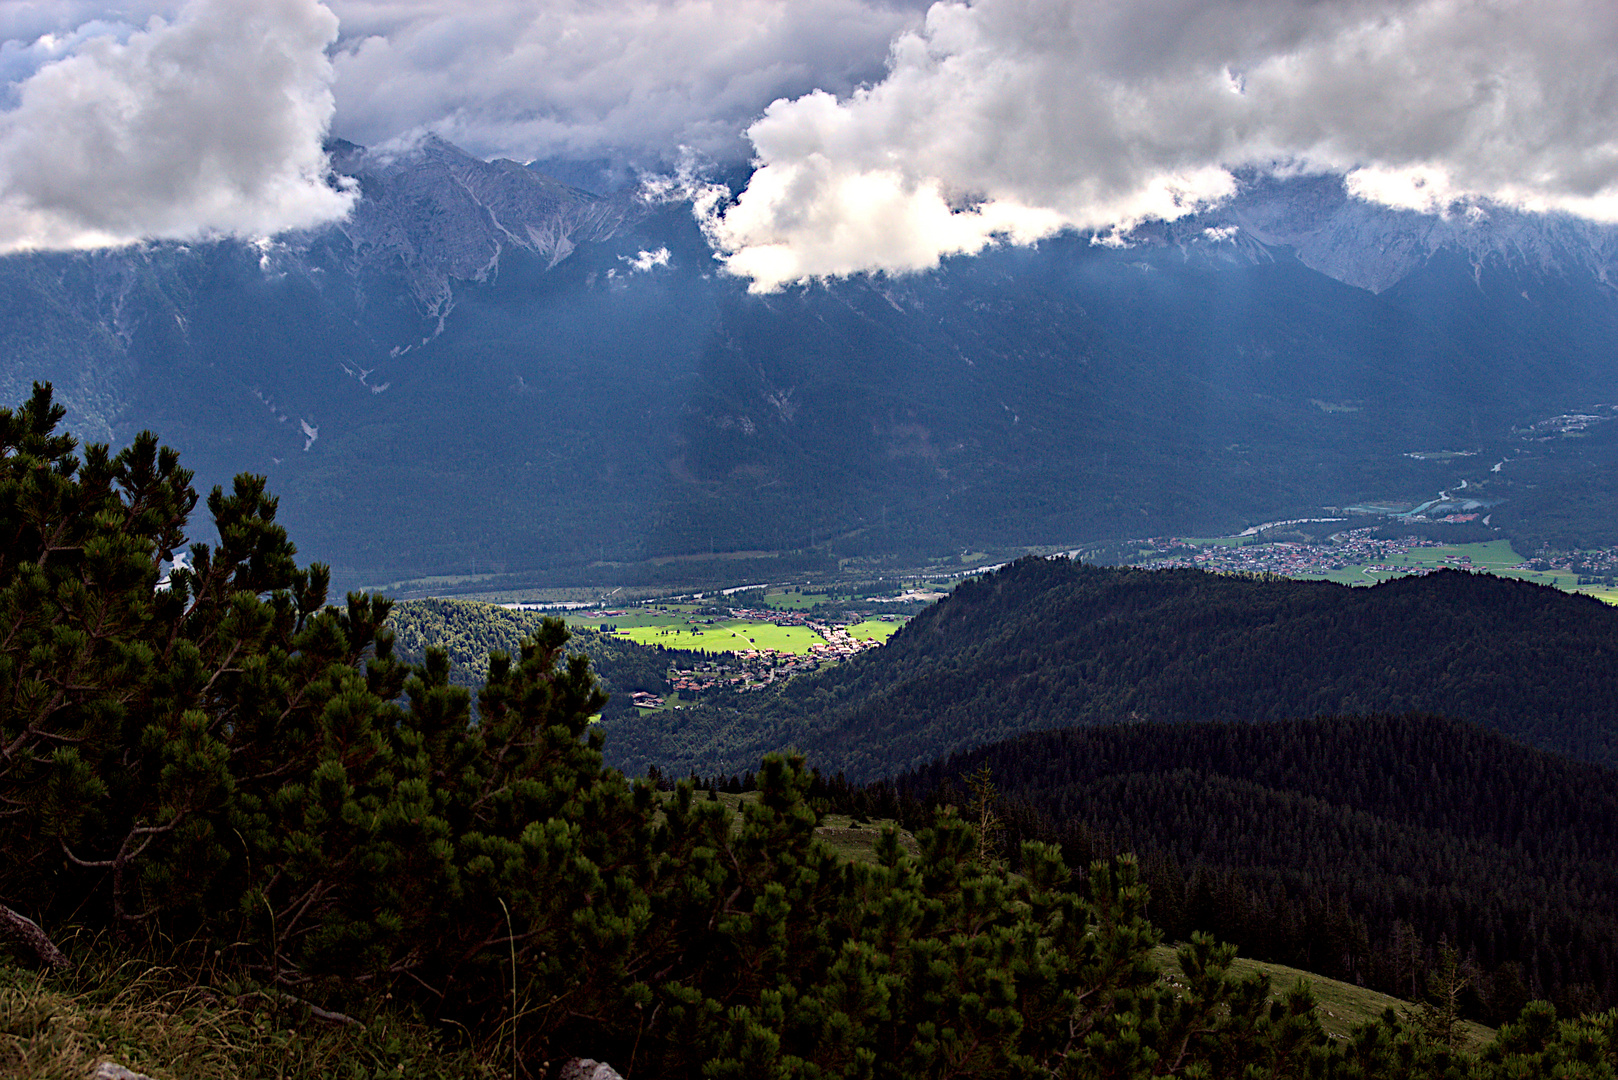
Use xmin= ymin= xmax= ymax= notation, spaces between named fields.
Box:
xmin=602 ymin=558 xmax=1618 ymax=779
xmin=388 ymin=597 xmax=704 ymax=718
xmin=845 ymin=714 xmax=1618 ymax=1020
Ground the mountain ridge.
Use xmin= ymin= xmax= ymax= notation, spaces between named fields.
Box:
xmin=599 ymin=560 xmax=1618 ymax=780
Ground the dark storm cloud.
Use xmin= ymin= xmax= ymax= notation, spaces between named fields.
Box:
xmin=326 ymin=0 xmax=925 ymax=164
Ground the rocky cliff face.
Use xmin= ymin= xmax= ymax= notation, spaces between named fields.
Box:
xmin=1175 ymin=172 xmax=1618 ymax=294
xmin=316 ymin=135 xmax=637 ymax=322
xmin=0 ymin=135 xmax=645 ymax=439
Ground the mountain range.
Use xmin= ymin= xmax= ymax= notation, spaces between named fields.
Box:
xmin=3 ymin=137 xmax=1617 ymax=588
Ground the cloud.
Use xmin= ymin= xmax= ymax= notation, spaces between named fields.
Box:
xmin=707 ymin=0 xmax=1618 ymax=291
xmin=620 ymin=246 xmax=670 ymax=272
xmin=0 ymin=0 xmax=354 ymax=253
xmin=325 ymin=0 xmax=923 ymax=165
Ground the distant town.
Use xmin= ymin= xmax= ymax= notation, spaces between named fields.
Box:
xmin=1127 ymin=526 xmax=1618 ymax=587
xmin=566 ymin=602 xmax=902 ymax=707
xmin=1138 ymin=528 xmax=1453 ymax=577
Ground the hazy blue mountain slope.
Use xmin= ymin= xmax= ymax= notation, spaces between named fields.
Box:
xmin=1 ymin=147 xmax=1616 ymax=584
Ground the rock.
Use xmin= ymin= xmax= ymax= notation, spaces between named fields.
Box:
xmin=91 ymin=1064 xmax=153 ymax=1080
xmin=557 ymin=1059 xmax=626 ymax=1080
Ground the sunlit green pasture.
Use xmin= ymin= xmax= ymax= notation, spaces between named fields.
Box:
xmin=570 ymin=607 xmax=688 ymax=629
xmin=1413 ymin=539 xmax=1521 ymax=569
xmin=761 ymin=588 xmax=830 ymax=610
xmin=612 ymin=620 xmax=829 ymax=655
xmin=1179 ymin=535 xmax=1246 ymax=548
xmin=1348 ymin=540 xmax=1606 ymax=594
xmin=845 ymin=619 xmax=903 ymax=642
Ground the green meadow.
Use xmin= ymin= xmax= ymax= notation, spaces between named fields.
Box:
xmin=568 ymin=601 xmax=911 ymax=655
xmin=845 ymin=619 xmax=903 ymax=642
xmin=758 ymin=588 xmax=827 ymax=610
xmin=612 ymin=620 xmax=830 ymax=655
xmin=1346 ymin=539 xmax=1617 ymax=601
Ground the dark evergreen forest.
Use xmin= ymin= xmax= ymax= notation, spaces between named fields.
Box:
xmin=813 ymin=714 xmax=1618 ymax=1022
xmin=602 ymin=557 xmax=1618 ymax=779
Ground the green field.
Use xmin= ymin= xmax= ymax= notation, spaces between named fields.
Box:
xmin=1347 ymin=540 xmax=1618 ymax=600
xmin=569 ymin=607 xmax=691 ymax=629
xmin=1366 ymin=539 xmax=1521 ymax=573
xmin=1181 ymin=535 xmax=1247 ymax=548
xmin=567 ymin=602 xmax=912 ymax=654
xmin=845 ymin=618 xmax=903 ymax=642
xmin=760 ymin=588 xmax=830 ymax=610
xmin=1284 ymin=539 xmax=1523 ymax=586
xmin=612 ymin=620 xmax=829 ymax=655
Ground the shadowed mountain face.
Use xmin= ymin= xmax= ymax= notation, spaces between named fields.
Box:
xmin=2 ymin=141 xmax=1616 ymax=586
xmin=598 ymin=561 xmax=1618 ymax=781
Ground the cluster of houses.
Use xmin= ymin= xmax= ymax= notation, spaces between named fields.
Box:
xmin=1517 ymin=546 xmax=1618 ymax=582
xmin=1141 ymin=528 xmax=1447 ymax=577
xmin=662 ymin=623 xmax=887 ymax=700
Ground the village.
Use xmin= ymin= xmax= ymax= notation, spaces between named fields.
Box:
xmin=1129 ymin=526 xmax=1618 ymax=590
xmin=563 ymin=602 xmax=900 ymax=709
xmin=1136 ymin=527 xmax=1451 ymax=577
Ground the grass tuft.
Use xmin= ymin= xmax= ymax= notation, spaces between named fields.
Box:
xmin=0 ymin=951 xmax=499 ymax=1080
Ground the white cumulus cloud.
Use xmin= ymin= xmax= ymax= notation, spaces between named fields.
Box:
xmin=708 ymin=0 xmax=1618 ymax=291
xmin=0 ymin=0 xmax=354 ymax=253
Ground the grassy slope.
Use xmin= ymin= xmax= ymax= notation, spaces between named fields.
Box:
xmin=1225 ymin=538 xmax=1617 ymax=603
xmin=575 ymin=604 xmax=907 ymax=654
xmin=844 ymin=619 xmax=902 ymax=642
xmin=691 ymin=794 xmax=1496 ymax=1046
xmin=1151 ymin=946 xmax=1495 ymax=1051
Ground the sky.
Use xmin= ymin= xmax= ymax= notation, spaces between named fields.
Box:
xmin=2 ymin=0 xmax=1618 ymax=290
